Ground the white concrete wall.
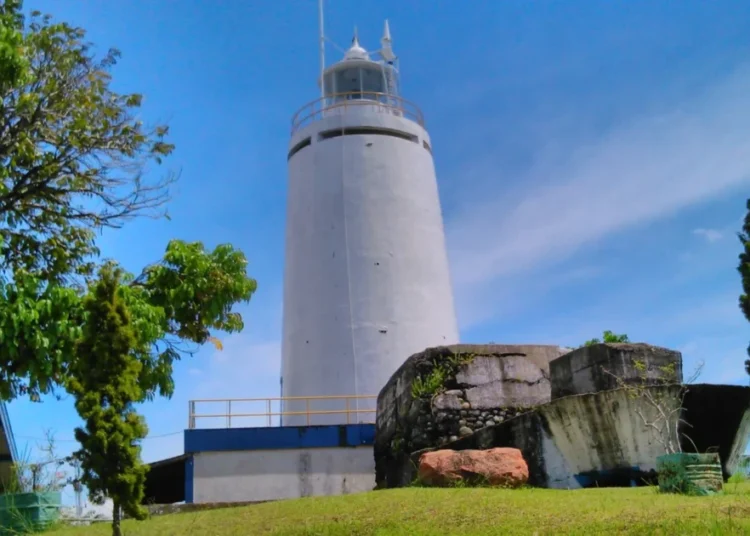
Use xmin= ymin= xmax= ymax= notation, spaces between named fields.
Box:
xmin=539 ymin=386 xmax=684 ymax=488
xmin=192 ymin=447 xmax=375 ymax=503
xmin=282 ymin=107 xmax=459 ymax=425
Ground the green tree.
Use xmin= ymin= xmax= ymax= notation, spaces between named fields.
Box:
xmin=0 ymin=238 xmax=257 ymax=401
xmin=738 ymin=199 xmax=750 ymax=375
xmin=122 ymin=239 xmax=258 ymax=399
xmin=0 ymin=0 xmax=27 ymax=90
xmin=68 ymin=265 xmax=148 ymax=536
xmin=0 ymin=7 xmax=183 ymax=401
xmin=64 ymin=242 xmax=256 ymax=533
xmin=583 ymin=330 xmax=630 ymax=347
xmin=0 ymin=9 xmax=174 ymax=284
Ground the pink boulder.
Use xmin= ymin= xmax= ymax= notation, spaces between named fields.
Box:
xmin=418 ymin=448 xmax=529 ymax=488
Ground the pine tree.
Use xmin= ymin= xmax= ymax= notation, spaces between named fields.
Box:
xmin=739 ymin=199 xmax=750 ymax=376
xmin=68 ymin=265 xmax=149 ymax=536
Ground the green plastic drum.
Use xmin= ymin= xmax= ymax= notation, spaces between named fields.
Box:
xmin=656 ymin=453 xmax=723 ymax=496
xmin=0 ymin=491 xmax=62 ymax=534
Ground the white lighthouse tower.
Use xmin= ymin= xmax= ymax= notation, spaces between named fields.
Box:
xmin=281 ymin=21 xmax=460 ymax=425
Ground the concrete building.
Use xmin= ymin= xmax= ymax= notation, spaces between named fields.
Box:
xmin=281 ymin=23 xmax=460 ymax=425
xmin=144 ymin=418 xmax=377 ymax=505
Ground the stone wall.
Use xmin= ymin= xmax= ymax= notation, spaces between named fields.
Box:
xmin=550 ymin=343 xmax=683 ymax=400
xmin=375 ymin=341 xmax=750 ymax=489
xmin=375 ymin=344 xmax=569 ymax=488
xmin=404 ymin=383 xmax=750 ymax=488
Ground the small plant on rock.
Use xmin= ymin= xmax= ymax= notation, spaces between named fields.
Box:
xmin=582 ymin=330 xmax=630 ymax=347
xmin=410 ymin=352 xmax=475 ymax=399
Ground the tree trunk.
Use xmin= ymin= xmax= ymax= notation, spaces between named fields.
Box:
xmin=112 ymin=500 xmax=122 ymax=536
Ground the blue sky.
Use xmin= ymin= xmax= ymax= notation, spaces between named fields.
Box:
xmin=6 ymin=0 xmax=750 ymax=508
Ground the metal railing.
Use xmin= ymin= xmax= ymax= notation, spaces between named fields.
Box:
xmin=187 ymin=395 xmax=377 ymax=429
xmin=291 ymin=91 xmax=424 ymax=135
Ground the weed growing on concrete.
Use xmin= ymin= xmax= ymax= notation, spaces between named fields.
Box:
xmin=601 ymin=359 xmax=703 ymax=455
xmin=410 ymin=352 xmax=476 ymax=399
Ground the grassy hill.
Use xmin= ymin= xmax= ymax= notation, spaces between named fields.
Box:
xmin=49 ymin=482 xmax=750 ymax=536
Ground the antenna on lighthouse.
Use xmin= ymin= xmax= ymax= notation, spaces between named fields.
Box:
xmin=318 ymin=0 xmax=326 ymax=99
xmin=380 ymin=19 xmax=396 ymax=62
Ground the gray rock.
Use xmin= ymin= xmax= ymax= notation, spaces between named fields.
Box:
xmin=458 ymin=419 xmax=467 ymax=427
xmin=433 ymin=392 xmax=462 ymax=410
xmin=450 ymin=435 xmax=458 ymax=442
xmin=459 ymin=426 xmax=474 ymax=437
xmin=444 ymin=389 xmax=463 ymax=396
xmin=461 ymin=402 xmax=471 ymax=410
xmin=493 ymin=415 xmax=503 ymax=423
xmin=485 ymin=420 xmax=495 ymax=427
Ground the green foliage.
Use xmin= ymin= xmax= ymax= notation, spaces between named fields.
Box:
xmin=68 ymin=265 xmax=149 ymax=534
xmin=61 ymin=253 xmax=255 ymax=533
xmin=583 ymin=330 xmax=630 ymax=347
xmin=124 ymin=239 xmax=257 ymax=399
xmin=0 ymin=272 xmax=83 ymax=400
xmin=0 ymin=0 xmax=27 ymax=91
xmin=411 ymin=352 xmax=475 ymax=399
xmin=0 ymin=239 xmax=257 ymax=402
xmin=738 ymin=199 xmax=750 ymax=376
xmin=411 ymin=365 xmax=448 ymax=399
xmin=0 ymin=8 xmax=175 ymax=285
xmin=0 ymin=7 xmax=195 ymax=403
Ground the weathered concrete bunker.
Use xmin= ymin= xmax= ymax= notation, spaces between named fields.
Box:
xmin=375 ymin=343 xmax=750 ymax=489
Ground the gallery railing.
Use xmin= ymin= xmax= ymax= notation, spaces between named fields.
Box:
xmin=187 ymin=395 xmax=377 ymax=429
xmin=291 ymin=91 xmax=424 ymax=134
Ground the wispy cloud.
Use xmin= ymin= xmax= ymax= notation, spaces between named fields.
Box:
xmin=446 ymin=65 xmax=750 ymax=329
xmin=692 ymin=228 xmax=724 ymax=243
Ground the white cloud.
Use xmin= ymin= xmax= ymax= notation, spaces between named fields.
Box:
xmin=445 ymin=65 xmax=750 ymax=328
xmin=692 ymin=228 xmax=724 ymax=243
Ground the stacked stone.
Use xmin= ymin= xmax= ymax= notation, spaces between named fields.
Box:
xmin=403 ymin=389 xmax=529 ymax=447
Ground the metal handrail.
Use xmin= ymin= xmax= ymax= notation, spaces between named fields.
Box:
xmin=188 ymin=395 xmax=377 ymax=429
xmin=290 ymin=91 xmax=424 ymax=135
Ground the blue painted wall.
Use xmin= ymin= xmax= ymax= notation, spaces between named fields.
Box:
xmin=184 ymin=456 xmax=194 ymax=504
xmin=185 ymin=423 xmax=375 ymax=454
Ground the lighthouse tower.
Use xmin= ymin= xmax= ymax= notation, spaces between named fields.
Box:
xmin=281 ymin=23 xmax=460 ymax=425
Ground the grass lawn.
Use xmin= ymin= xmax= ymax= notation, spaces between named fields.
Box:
xmin=49 ymin=482 xmax=750 ymax=536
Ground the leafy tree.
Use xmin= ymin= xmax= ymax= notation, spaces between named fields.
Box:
xmin=583 ymin=330 xmax=630 ymax=347
xmin=122 ymin=239 xmax=257 ymax=399
xmin=0 ymin=7 xmax=186 ymax=401
xmin=68 ymin=265 xmax=148 ymax=536
xmin=0 ymin=0 xmax=26 ymax=90
xmin=0 ymin=8 xmax=175 ymax=284
xmin=738 ymin=199 xmax=750 ymax=375
xmin=63 ymin=243 xmax=256 ymax=533
xmin=0 ymin=238 xmax=257 ymax=401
